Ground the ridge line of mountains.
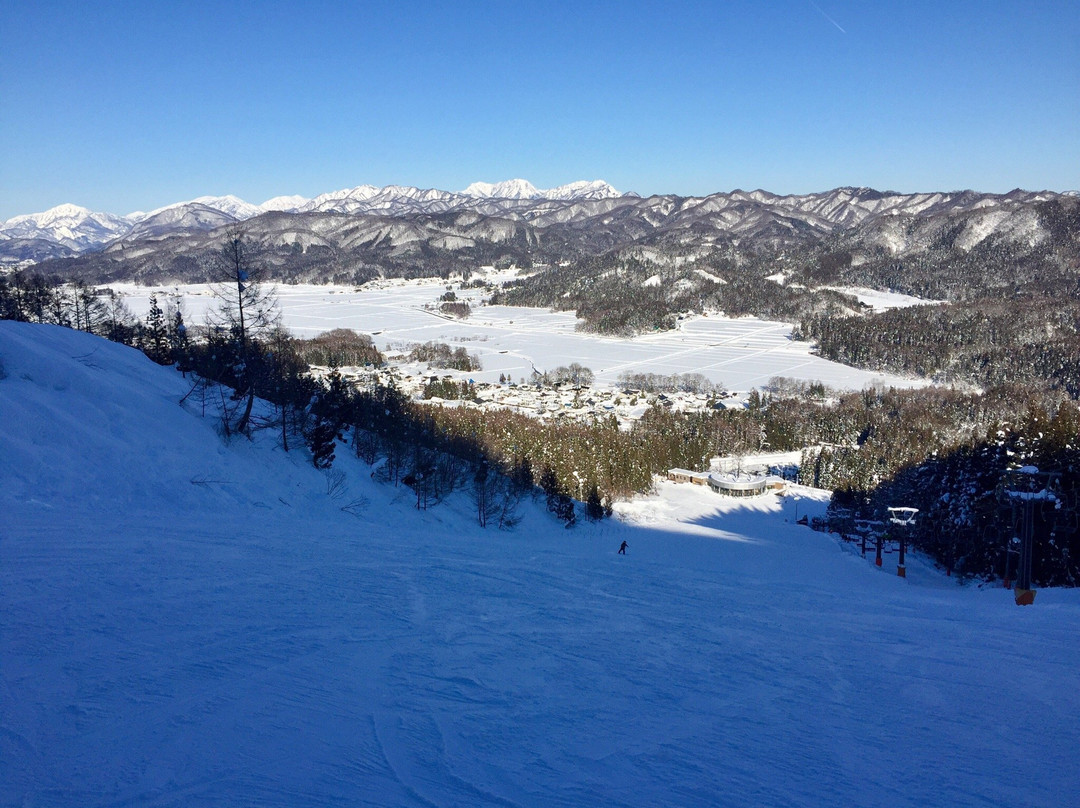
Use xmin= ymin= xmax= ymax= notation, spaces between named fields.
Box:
xmin=0 ymin=179 xmax=625 ymax=258
xmin=3 ymin=180 xmax=1078 ymax=291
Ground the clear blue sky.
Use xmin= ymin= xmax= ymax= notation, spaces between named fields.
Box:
xmin=2 ymin=0 xmax=1077 ymax=218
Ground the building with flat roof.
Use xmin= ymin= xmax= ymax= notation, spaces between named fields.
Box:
xmin=667 ymin=469 xmax=710 ymax=485
xmin=707 ymin=471 xmax=778 ymax=497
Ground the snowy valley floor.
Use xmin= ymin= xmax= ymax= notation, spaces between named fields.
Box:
xmin=1 ymin=322 xmax=1078 ymax=807
xmin=113 ymin=280 xmax=927 ymax=391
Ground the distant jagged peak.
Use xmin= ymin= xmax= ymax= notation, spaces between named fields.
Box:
xmin=141 ymin=194 xmax=261 ymax=222
xmin=545 ymin=180 xmax=626 ymax=200
xmin=36 ymin=202 xmax=94 ymax=219
xmin=299 ymin=185 xmax=383 ymax=212
xmin=463 ymin=179 xmax=542 ymax=199
xmin=375 ymin=185 xmax=454 ymax=201
xmin=259 ymin=194 xmax=310 ymax=213
xmin=724 ymin=189 xmax=783 ymax=204
xmin=462 ymin=179 xmax=624 ymax=200
xmin=4 ymin=202 xmax=103 ymax=226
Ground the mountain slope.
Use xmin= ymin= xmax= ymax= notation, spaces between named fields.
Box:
xmin=1 ymin=320 xmax=1078 ymax=807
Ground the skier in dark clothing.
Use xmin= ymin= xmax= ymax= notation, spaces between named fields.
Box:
xmin=618 ymin=541 xmax=628 ymax=554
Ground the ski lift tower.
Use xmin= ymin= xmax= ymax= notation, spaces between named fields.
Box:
xmin=998 ymin=467 xmax=1060 ymax=606
xmin=888 ymin=507 xmax=919 ymax=578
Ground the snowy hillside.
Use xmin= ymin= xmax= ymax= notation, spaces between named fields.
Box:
xmin=2 ymin=321 xmax=1078 ymax=807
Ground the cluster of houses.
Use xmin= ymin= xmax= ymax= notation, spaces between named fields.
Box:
xmin=465 ymin=382 xmax=749 ymax=427
xmin=330 ymin=361 xmax=746 ymax=429
xmin=321 ymin=354 xmax=797 ymax=501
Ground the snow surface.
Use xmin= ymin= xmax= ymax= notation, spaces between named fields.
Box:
xmin=822 ymin=286 xmax=944 ymax=312
xmin=113 ymin=281 xmax=926 ymax=391
xmin=693 ymin=268 xmax=727 ymax=284
xmin=2 ymin=321 xmax=1079 ymax=807
xmin=258 ymin=194 xmax=310 ymax=213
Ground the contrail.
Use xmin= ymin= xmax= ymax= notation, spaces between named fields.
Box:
xmin=810 ymin=0 xmax=847 ymax=33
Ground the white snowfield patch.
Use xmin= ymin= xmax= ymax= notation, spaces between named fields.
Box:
xmin=114 ymin=281 xmax=927 ymax=391
xmin=711 ymin=449 xmax=805 ymax=472
xmin=693 ymin=268 xmax=726 ymax=284
xmin=823 ymin=286 xmax=945 ymax=312
xmin=1 ymin=321 xmax=1079 ymax=807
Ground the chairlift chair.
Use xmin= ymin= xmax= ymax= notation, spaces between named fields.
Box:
xmin=888 ymin=506 xmax=919 ymax=526
xmin=998 ymin=470 xmax=1063 ymax=605
xmin=886 ymin=507 xmax=918 ymax=577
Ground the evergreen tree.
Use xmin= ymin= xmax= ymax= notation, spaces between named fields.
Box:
xmin=143 ymin=295 xmax=171 ymax=364
xmin=307 ymin=417 xmax=337 ymax=469
xmin=0 ymin=274 xmax=25 ymax=321
xmin=554 ymin=492 xmax=576 ymax=527
xmin=170 ymin=309 xmax=192 ymax=373
xmin=261 ymin=328 xmax=310 ymax=452
xmin=540 ymin=465 xmax=576 ymax=527
xmin=510 ymin=457 xmax=534 ymax=493
xmin=585 ymin=485 xmax=607 ymax=521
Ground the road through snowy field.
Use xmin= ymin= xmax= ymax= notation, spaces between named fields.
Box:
xmin=2 ymin=322 xmax=1077 ymax=807
xmin=113 ymin=282 xmax=925 ymax=391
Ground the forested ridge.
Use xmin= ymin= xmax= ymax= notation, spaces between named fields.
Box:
xmin=796 ymin=297 xmax=1080 ymax=395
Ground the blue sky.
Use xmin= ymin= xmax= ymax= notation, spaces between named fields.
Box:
xmin=1 ymin=0 xmax=1077 ymax=218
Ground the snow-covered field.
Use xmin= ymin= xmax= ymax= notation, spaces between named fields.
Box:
xmin=3 ymin=322 xmax=1077 ymax=807
xmin=112 ymin=281 xmax=926 ymax=391
xmin=823 ymin=286 xmax=944 ymax=312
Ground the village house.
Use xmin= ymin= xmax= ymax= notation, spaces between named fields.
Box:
xmin=667 ymin=468 xmax=711 ymax=485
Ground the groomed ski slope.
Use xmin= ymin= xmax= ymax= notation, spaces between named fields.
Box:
xmin=1 ymin=321 xmax=1078 ymax=808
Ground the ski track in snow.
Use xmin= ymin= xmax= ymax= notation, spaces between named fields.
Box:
xmin=2 ymin=321 xmax=1078 ymax=807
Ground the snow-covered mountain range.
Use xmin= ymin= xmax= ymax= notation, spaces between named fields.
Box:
xmin=0 ymin=180 xmax=626 ymax=262
xmin=3 ymin=182 xmax=1077 ymax=295
xmin=0 ymin=204 xmax=133 ymax=252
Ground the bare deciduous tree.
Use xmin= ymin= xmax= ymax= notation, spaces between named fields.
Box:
xmin=209 ymin=227 xmax=280 ymax=435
